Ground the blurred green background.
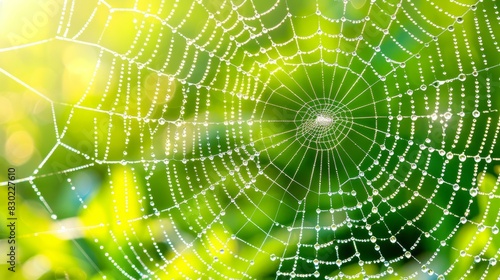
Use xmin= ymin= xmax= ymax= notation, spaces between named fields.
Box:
xmin=0 ymin=0 xmax=500 ymax=279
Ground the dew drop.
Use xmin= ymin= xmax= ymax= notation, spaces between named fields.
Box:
xmin=492 ymin=226 xmax=499 ymax=234
xmin=469 ymin=188 xmax=478 ymax=197
xmin=459 ymin=154 xmax=467 ymax=162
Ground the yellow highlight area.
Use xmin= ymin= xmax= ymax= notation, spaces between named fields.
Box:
xmin=21 ymin=255 xmax=51 ymax=279
xmin=80 ymin=166 xmax=144 ymax=241
xmin=0 ymin=193 xmax=87 ymax=280
xmin=63 ymin=44 xmax=98 ymax=77
xmin=164 ymin=224 xmax=240 ymax=279
xmin=0 ymin=0 xmax=62 ymax=47
xmin=62 ymin=44 xmax=99 ymax=104
xmin=448 ymin=171 xmax=500 ymax=278
xmin=450 ymin=223 xmax=497 ymax=278
xmin=0 ymin=96 xmax=14 ymax=124
xmin=4 ymin=130 xmax=35 ymax=165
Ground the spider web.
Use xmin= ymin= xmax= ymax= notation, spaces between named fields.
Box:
xmin=1 ymin=0 xmax=500 ymax=278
